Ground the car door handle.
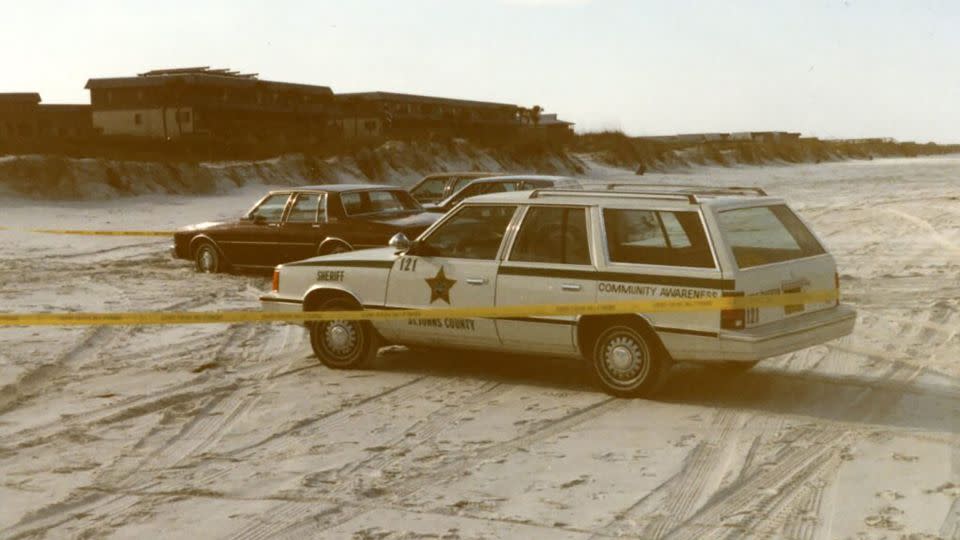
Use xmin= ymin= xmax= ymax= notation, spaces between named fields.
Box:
xmin=561 ymin=283 xmax=581 ymax=291
xmin=466 ymin=277 xmax=487 ymax=285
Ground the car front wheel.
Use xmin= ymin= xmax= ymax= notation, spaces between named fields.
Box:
xmin=591 ymin=324 xmax=668 ymax=398
xmin=309 ymin=298 xmax=379 ymax=369
xmin=194 ymin=242 xmax=222 ymax=273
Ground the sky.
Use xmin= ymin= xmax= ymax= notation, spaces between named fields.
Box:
xmin=2 ymin=0 xmax=958 ymax=142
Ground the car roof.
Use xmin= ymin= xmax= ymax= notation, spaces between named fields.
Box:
xmin=421 ymin=171 xmax=502 ymax=180
xmin=470 ymin=174 xmax=576 ymax=183
xmin=272 ymin=183 xmax=402 ymax=193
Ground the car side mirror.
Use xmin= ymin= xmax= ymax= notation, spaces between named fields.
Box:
xmin=389 ymin=232 xmax=411 ymax=252
xmin=252 ymin=214 xmax=267 ymax=225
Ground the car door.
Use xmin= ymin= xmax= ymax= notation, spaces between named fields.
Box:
xmin=222 ymin=192 xmax=292 ymax=266
xmin=380 ymin=204 xmax=519 ymax=348
xmin=496 ymin=205 xmax=596 ymax=355
xmin=277 ymin=192 xmax=325 ymax=262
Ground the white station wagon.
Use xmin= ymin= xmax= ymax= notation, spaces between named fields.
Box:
xmin=261 ymin=184 xmax=856 ymax=397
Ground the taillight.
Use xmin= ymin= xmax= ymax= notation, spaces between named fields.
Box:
xmin=272 ymin=269 xmax=280 ymax=292
xmin=721 ymin=291 xmax=745 ymax=330
xmin=834 ymin=271 xmax=840 ymax=306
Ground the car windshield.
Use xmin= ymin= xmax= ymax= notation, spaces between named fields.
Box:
xmin=410 ymin=178 xmax=447 ymax=202
xmin=341 ymin=190 xmax=421 ymax=216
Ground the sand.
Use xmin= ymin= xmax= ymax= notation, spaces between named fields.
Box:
xmin=0 ymin=156 xmax=958 ymax=539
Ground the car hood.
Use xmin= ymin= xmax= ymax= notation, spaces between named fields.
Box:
xmin=176 ymin=220 xmax=234 ymax=233
xmin=286 ymin=246 xmax=399 ymax=267
xmin=364 ymin=211 xmax=441 ymax=229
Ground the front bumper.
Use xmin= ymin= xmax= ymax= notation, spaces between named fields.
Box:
xmin=719 ymin=303 xmax=857 ymax=362
xmin=260 ymin=293 xmax=304 ymax=314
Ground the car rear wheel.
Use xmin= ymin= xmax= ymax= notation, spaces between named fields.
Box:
xmin=194 ymin=242 xmax=221 ymax=273
xmin=309 ymin=298 xmax=379 ymax=369
xmin=591 ymin=324 xmax=668 ymax=398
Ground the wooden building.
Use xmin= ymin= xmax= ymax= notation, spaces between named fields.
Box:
xmin=84 ymin=67 xmax=334 ymax=144
xmin=333 ymin=92 xmax=522 ymax=140
xmin=0 ymin=93 xmax=92 ymax=141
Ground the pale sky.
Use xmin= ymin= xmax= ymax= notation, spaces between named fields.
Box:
xmin=3 ymin=0 xmax=958 ymax=142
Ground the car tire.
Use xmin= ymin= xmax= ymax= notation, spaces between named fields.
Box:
xmin=318 ymin=243 xmax=351 ymax=256
xmin=590 ymin=323 xmax=668 ymax=398
xmin=194 ymin=242 xmax=222 ymax=273
xmin=309 ymin=297 xmax=379 ymax=369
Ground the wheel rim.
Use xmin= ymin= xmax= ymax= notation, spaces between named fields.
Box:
xmin=317 ymin=318 xmax=363 ymax=364
xmin=198 ymin=247 xmax=215 ymax=272
xmin=597 ymin=328 xmax=650 ymax=389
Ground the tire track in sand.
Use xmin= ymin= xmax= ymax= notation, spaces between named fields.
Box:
xmin=664 ymin=428 xmax=848 ymax=540
xmin=590 ymin=410 xmax=744 ymax=539
xmin=1 ymin=322 xmax=291 ymax=539
xmin=226 ymin=396 xmax=624 ymax=540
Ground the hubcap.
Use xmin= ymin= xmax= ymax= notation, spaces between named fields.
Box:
xmin=602 ymin=334 xmax=648 ymax=385
xmin=199 ymin=249 xmax=214 ymax=272
xmin=324 ymin=320 xmax=357 ymax=356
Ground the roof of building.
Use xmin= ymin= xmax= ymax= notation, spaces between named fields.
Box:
xmin=536 ymin=113 xmax=575 ymax=127
xmin=85 ymin=67 xmax=332 ymax=95
xmin=0 ymin=93 xmax=41 ymax=104
xmin=336 ymin=91 xmax=518 ymax=110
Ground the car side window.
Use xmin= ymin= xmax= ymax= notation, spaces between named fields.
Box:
xmin=286 ymin=193 xmax=322 ymax=223
xmin=510 ymin=206 xmax=590 ymax=265
xmin=420 ymin=205 xmax=517 ymax=260
xmin=603 ymin=209 xmax=714 ymax=268
xmin=341 ymin=192 xmax=364 ymax=215
xmin=250 ymin=193 xmax=291 ymax=223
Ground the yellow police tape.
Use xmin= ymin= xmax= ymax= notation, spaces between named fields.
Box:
xmin=0 ymin=290 xmax=838 ymax=327
xmin=2 ymin=228 xmax=174 ymax=237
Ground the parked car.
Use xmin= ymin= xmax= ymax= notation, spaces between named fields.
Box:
xmin=261 ymin=184 xmax=855 ymax=398
xmin=424 ymin=175 xmax=583 ymax=213
xmin=172 ymin=184 xmax=440 ymax=272
xmin=408 ymin=172 xmax=505 ymax=204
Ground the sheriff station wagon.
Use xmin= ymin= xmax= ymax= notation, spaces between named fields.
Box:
xmin=261 ymin=184 xmax=856 ymax=397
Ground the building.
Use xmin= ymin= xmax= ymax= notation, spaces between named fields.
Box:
xmin=84 ymin=67 xmax=334 ymax=144
xmin=334 ymin=91 xmax=522 ymax=140
xmin=0 ymin=93 xmax=93 ymax=142
xmin=519 ymin=112 xmax=575 ymax=141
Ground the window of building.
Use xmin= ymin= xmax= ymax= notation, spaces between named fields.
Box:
xmin=511 ymin=206 xmax=590 ymax=265
xmin=363 ymin=120 xmax=378 ymax=133
xmin=603 ymin=209 xmax=714 ymax=268
xmin=134 ymin=113 xmax=142 ymax=126
xmin=179 ymin=111 xmax=191 ymax=123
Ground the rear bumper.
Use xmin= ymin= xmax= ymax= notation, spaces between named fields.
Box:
xmin=718 ymin=303 xmax=856 ymax=362
xmin=260 ymin=293 xmax=303 ymax=314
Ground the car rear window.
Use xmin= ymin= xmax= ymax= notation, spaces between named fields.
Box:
xmin=717 ymin=205 xmax=826 ymax=268
xmin=603 ymin=209 xmax=715 ymax=268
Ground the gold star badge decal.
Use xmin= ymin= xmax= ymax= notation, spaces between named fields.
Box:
xmin=425 ymin=266 xmax=456 ymax=304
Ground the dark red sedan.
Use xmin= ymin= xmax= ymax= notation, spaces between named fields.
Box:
xmin=172 ymin=184 xmax=441 ymax=272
